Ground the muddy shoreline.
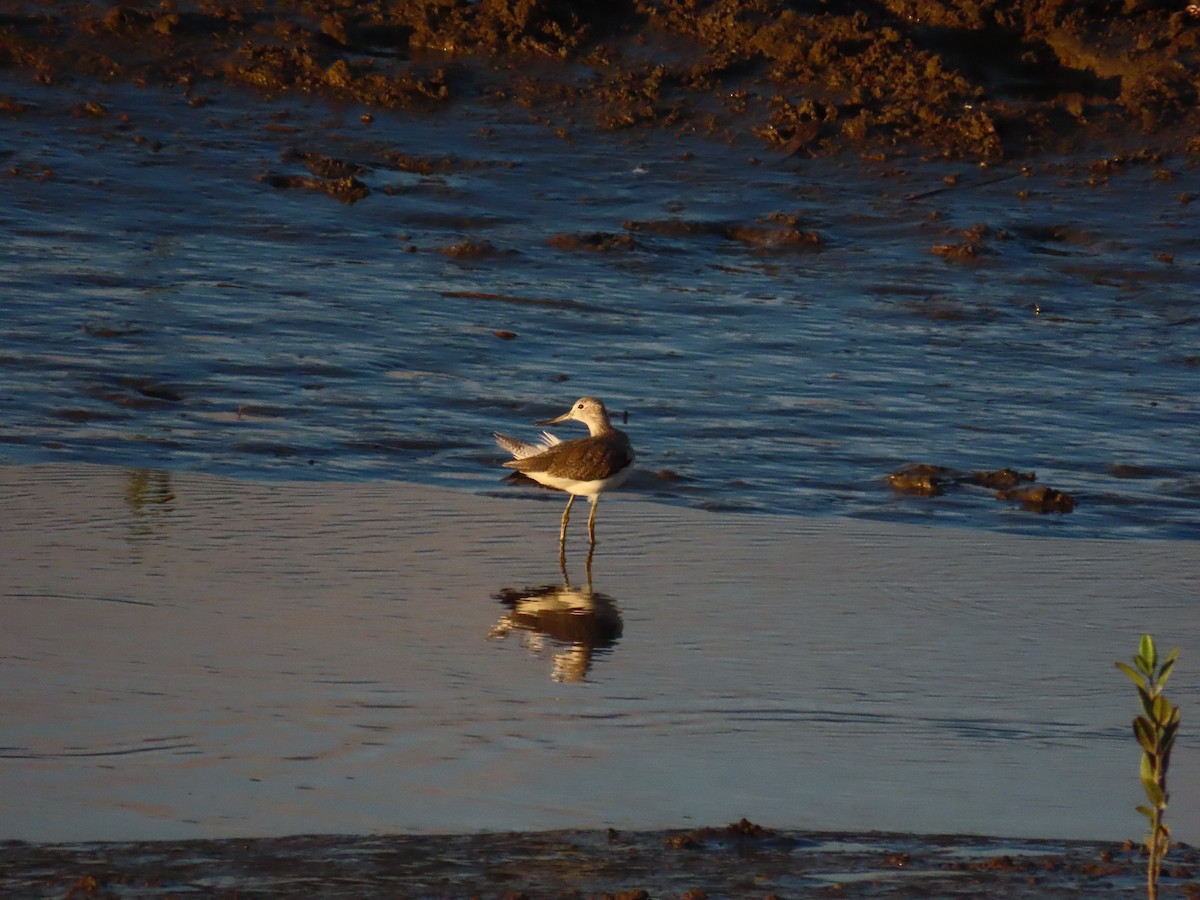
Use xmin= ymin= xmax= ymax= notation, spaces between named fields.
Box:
xmin=2 ymin=0 xmax=1199 ymax=161
xmin=3 ymin=822 xmax=1196 ymax=898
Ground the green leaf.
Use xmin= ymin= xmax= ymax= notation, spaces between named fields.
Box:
xmin=1143 ymin=748 xmax=1160 ymax=774
xmin=1116 ymin=661 xmax=1148 ymax=690
xmin=1152 ymin=693 xmax=1173 ymax=725
xmin=1138 ymin=685 xmax=1157 ymax=719
xmin=1142 ymin=776 xmax=1166 ymax=808
xmin=1158 ymin=655 xmax=1177 ymax=687
xmin=1137 ymin=681 xmax=1153 ymax=706
xmin=1136 ymin=804 xmax=1156 ymax=819
xmin=1139 ymin=633 xmax=1157 ymax=669
xmin=1135 ymin=718 xmax=1157 ymax=753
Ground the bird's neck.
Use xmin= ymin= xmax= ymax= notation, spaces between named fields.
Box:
xmin=585 ymin=415 xmax=613 ymax=437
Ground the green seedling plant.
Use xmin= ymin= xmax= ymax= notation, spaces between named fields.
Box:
xmin=1116 ymin=634 xmax=1181 ymax=900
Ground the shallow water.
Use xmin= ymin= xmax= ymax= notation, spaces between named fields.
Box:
xmin=3 ymin=466 xmax=1199 ymax=845
xmin=2 ymin=75 xmax=1198 ymax=538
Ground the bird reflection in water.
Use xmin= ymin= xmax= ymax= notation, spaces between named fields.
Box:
xmin=489 ymin=555 xmax=623 ymax=683
xmin=123 ymin=468 xmax=176 ymax=549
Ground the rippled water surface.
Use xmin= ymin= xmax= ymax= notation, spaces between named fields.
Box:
xmin=3 ymin=76 xmax=1198 ymax=538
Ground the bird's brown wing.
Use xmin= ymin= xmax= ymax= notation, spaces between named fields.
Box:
xmin=505 ymin=433 xmax=633 ymax=477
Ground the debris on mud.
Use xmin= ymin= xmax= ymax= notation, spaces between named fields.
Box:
xmin=2 ymin=1 xmax=1198 ymax=160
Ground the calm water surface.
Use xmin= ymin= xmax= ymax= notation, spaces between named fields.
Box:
xmin=2 ymin=75 xmax=1198 ymax=539
xmin=3 ymin=467 xmax=1199 ymax=844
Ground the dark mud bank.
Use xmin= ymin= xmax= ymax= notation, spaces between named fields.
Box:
xmin=3 ymin=821 xmax=1197 ymax=898
xmin=2 ymin=0 xmax=1199 ymax=160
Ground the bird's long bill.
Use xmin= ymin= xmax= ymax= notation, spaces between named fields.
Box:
xmin=535 ymin=408 xmax=572 ymax=426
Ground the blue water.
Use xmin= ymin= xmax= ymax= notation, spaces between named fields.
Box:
xmin=2 ymin=75 xmax=1198 ymax=538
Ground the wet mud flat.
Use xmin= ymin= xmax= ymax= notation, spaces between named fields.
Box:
xmin=2 ymin=822 xmax=1195 ymax=898
xmin=1 ymin=0 xmax=1199 ymax=161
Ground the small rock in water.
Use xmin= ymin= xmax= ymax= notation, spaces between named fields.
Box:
xmin=996 ymin=485 xmax=1076 ymax=513
xmin=964 ymin=468 xmax=1036 ymax=490
xmin=888 ymin=463 xmax=956 ymax=496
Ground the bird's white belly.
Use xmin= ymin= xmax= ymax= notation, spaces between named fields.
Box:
xmin=526 ymin=465 xmax=633 ymax=497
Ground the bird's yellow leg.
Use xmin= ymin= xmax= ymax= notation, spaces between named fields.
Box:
xmin=587 ymin=497 xmax=600 ymax=545
xmin=559 ymin=494 xmax=576 ymax=547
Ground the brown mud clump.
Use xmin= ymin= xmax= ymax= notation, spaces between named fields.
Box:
xmin=262 ymin=173 xmax=370 ymax=204
xmin=666 ymin=817 xmax=782 ymax=849
xmin=440 ymin=239 xmax=503 ymax=259
xmin=966 ymin=467 xmax=1037 ymax=491
xmin=890 ymin=463 xmax=1074 ymax=514
xmin=548 ymin=231 xmax=638 ymax=252
xmin=888 ymin=463 xmax=958 ymax=496
xmin=262 ymin=148 xmax=371 ymax=203
xmin=889 ymin=464 xmax=1038 ymax=496
xmin=623 ymin=214 xmax=822 ymax=250
xmin=889 ymin=463 xmax=1036 ymax=496
xmin=997 ymin=484 xmax=1077 ymax=513
xmin=1 ymin=1 xmax=1198 ymax=160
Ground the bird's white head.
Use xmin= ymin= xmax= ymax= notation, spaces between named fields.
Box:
xmin=537 ymin=396 xmax=614 ymax=437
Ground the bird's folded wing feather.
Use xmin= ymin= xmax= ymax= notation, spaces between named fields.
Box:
xmin=505 ymin=435 xmax=633 ymax=476
xmin=494 ymin=431 xmax=562 ymax=460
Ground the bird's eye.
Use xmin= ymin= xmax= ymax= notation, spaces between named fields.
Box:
xmin=577 ymin=403 xmax=584 ymax=409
